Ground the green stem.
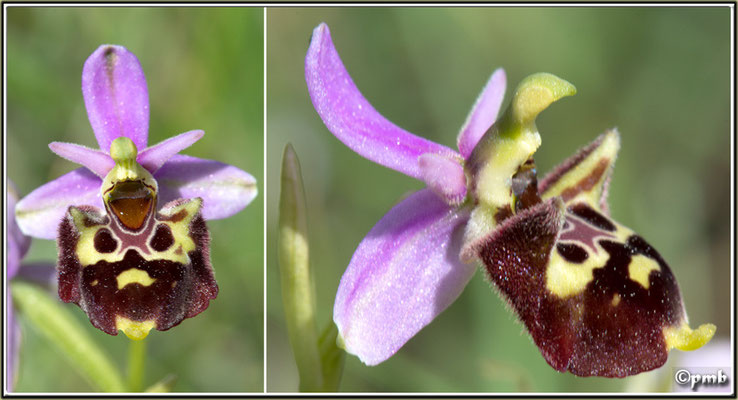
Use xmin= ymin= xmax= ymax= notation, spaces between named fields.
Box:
xmin=318 ymin=322 xmax=345 ymax=392
xmin=11 ymin=281 xmax=125 ymax=392
xmin=128 ymin=338 xmax=147 ymax=392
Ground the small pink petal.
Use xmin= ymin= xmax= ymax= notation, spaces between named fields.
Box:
xmin=418 ymin=153 xmax=467 ymax=206
xmin=306 ymin=23 xmax=460 ymax=180
xmin=138 ymin=130 xmax=205 ymax=173
xmin=15 ymin=168 xmax=103 ymax=240
xmin=49 ymin=142 xmax=115 ymax=178
xmin=457 ymin=68 xmax=506 ymax=158
xmin=334 ymin=189 xmax=475 ymax=365
xmin=155 ymin=155 xmax=257 ymax=220
xmin=82 ymin=45 xmax=149 ymax=152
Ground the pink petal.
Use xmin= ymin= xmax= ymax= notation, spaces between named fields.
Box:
xmin=418 ymin=153 xmax=467 ymax=205
xmin=15 ymin=168 xmax=103 ymax=240
xmin=7 ymin=181 xmax=30 ymax=278
xmin=138 ymin=130 xmax=205 ymax=173
xmin=6 ymin=295 xmax=20 ymax=392
xmin=82 ymin=45 xmax=149 ymax=152
xmin=305 ymin=23 xmax=460 ymax=180
xmin=155 ymin=155 xmax=257 ymax=220
xmin=334 ymin=189 xmax=475 ymax=365
xmin=49 ymin=142 xmax=115 ymax=178
xmin=456 ymin=68 xmax=506 ymax=158
xmin=16 ymin=262 xmax=58 ymax=287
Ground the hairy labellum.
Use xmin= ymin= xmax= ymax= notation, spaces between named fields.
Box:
xmin=470 ymin=131 xmax=715 ymax=377
xmin=58 ymin=188 xmax=217 ymax=340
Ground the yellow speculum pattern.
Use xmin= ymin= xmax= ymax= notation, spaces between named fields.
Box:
xmin=544 ymin=217 xmax=663 ymax=298
xmin=116 ymin=268 xmax=156 ymax=289
xmin=546 ymin=242 xmax=610 ymax=298
xmin=71 ymin=198 xmax=200 ymax=268
xmin=160 ymin=199 xmax=201 ymax=258
xmin=627 ymin=255 xmax=660 ymax=289
xmin=70 ymin=208 xmax=112 ymax=267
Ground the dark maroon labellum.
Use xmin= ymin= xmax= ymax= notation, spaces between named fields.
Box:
xmin=58 ymin=198 xmax=217 ymax=339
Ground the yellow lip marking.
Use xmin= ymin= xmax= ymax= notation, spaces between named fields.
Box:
xmin=628 ymin=255 xmax=660 ymax=289
xmin=664 ymin=322 xmax=716 ymax=351
xmin=116 ymin=316 xmax=156 ymax=340
xmin=546 ymin=244 xmax=609 ymax=298
xmin=116 ymin=268 xmax=156 ymax=290
xmin=611 ymin=293 xmax=621 ymax=307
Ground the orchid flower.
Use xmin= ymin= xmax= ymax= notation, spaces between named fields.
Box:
xmin=15 ymin=45 xmax=257 ymax=340
xmin=7 ymin=181 xmax=57 ymax=392
xmin=305 ymin=23 xmax=715 ymax=377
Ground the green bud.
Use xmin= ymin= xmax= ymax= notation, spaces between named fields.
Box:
xmin=278 ymin=144 xmax=323 ymax=392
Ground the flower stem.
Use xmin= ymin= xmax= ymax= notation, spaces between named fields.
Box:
xmin=127 ymin=338 xmax=147 ymax=392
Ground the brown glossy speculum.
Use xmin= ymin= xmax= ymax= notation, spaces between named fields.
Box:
xmin=107 ymin=180 xmax=156 ymax=230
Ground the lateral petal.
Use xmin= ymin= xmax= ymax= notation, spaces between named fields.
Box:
xmin=154 ymin=155 xmax=257 ymax=220
xmin=418 ymin=153 xmax=467 ymax=206
xmin=456 ymin=68 xmax=506 ymax=158
xmin=49 ymin=142 xmax=115 ymax=178
xmin=538 ymin=130 xmax=620 ymax=213
xmin=137 ymin=130 xmax=204 ymax=174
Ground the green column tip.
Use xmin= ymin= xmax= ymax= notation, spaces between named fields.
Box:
xmin=110 ymin=137 xmax=138 ymax=163
xmin=510 ymin=72 xmax=576 ymax=126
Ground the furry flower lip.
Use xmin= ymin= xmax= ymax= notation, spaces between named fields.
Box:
xmin=16 ymin=45 xmax=257 ymax=340
xmin=305 ymin=23 xmax=714 ymax=377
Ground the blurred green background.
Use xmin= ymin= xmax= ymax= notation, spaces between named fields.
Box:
xmin=7 ymin=7 xmax=263 ymax=392
xmin=266 ymin=8 xmax=731 ymax=392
